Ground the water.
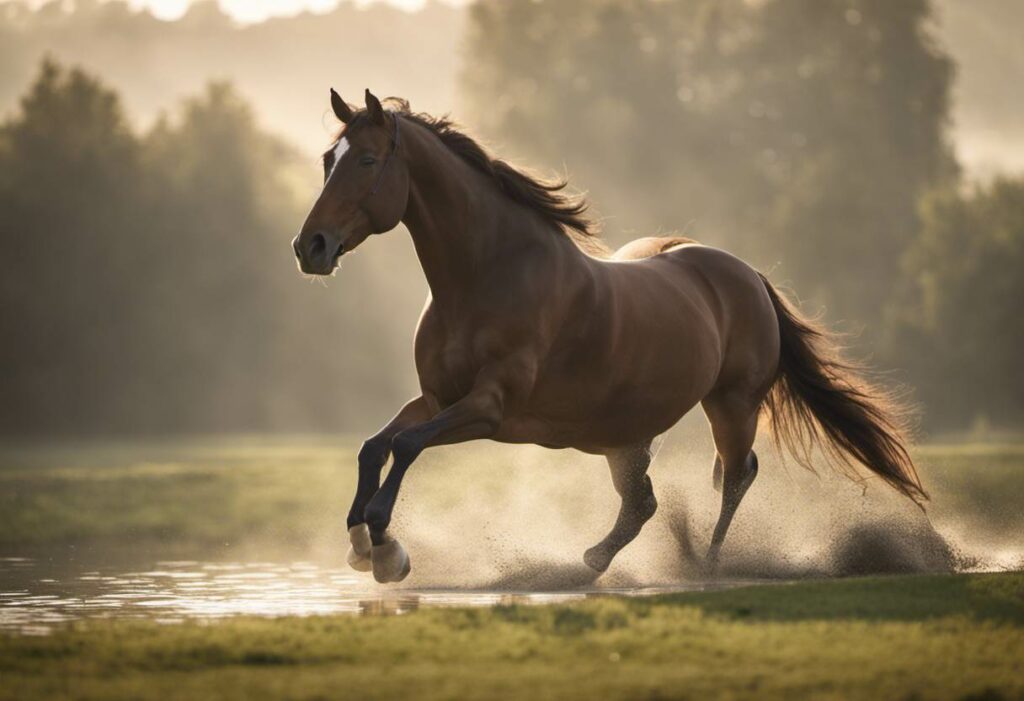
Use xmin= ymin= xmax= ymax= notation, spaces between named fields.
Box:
xmin=0 ymin=556 xmax=755 ymax=636
xmin=3 ymin=439 xmax=1018 ymax=635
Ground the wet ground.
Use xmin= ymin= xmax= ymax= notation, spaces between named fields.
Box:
xmin=0 ymin=556 xmax=761 ymax=635
xmin=2 ymin=437 xmax=1020 ymax=636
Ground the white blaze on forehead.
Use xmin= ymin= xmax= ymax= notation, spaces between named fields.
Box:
xmin=326 ymin=136 xmax=350 ymax=181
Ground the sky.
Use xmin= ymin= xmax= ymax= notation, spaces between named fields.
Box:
xmin=17 ymin=0 xmax=465 ymax=23
xmin=124 ymin=0 xmax=463 ymax=22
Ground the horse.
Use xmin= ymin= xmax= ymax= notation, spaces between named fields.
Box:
xmin=291 ymin=89 xmax=925 ymax=584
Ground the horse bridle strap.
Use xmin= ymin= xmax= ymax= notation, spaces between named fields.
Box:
xmin=369 ymin=113 xmax=401 ymax=197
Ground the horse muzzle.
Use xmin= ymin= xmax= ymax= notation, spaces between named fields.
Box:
xmin=292 ymin=230 xmax=345 ymax=275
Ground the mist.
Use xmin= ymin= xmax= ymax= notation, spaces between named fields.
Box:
xmin=1 ymin=0 xmax=1022 ymax=436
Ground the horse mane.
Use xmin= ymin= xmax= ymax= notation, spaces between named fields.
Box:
xmin=368 ymin=99 xmax=609 ymax=256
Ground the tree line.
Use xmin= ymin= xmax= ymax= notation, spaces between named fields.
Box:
xmin=1 ymin=0 xmax=1021 ymax=436
xmin=462 ymin=0 xmax=1022 ymax=432
xmin=0 ymin=61 xmax=411 ymax=436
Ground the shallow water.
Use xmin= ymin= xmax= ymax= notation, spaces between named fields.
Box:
xmin=0 ymin=556 xmax=760 ymax=636
xmin=3 ymin=438 xmax=1020 ymax=635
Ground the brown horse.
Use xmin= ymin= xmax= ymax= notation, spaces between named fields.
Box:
xmin=292 ymin=90 xmax=925 ymax=583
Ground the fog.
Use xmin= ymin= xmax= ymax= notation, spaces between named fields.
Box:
xmin=1 ymin=0 xmax=1022 ymax=437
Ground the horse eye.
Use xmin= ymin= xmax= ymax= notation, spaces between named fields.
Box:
xmin=360 ymin=155 xmax=377 ymax=167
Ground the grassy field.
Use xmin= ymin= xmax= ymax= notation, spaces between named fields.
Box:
xmin=1 ymin=435 xmax=1022 ymax=556
xmin=1 ymin=437 xmax=1022 ymax=699
xmin=0 ymin=436 xmax=359 ymax=553
xmin=1 ymin=573 xmax=1022 ymax=701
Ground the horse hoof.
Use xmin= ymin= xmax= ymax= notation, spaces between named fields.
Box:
xmin=347 ymin=524 xmax=372 ymax=572
xmin=371 ymin=539 xmax=411 ymax=583
xmin=347 ymin=547 xmax=372 ymax=572
xmin=583 ymin=546 xmax=611 ymax=573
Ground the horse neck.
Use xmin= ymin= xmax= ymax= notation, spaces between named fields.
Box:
xmin=399 ymin=120 xmax=561 ymax=310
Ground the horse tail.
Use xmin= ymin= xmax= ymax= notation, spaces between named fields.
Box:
xmin=758 ymin=274 xmax=927 ymax=503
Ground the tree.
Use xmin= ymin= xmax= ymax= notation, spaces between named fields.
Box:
xmin=0 ymin=58 xmax=145 ymax=433
xmin=462 ymin=0 xmax=956 ymax=333
xmin=892 ymin=178 xmax=1024 ymax=429
xmin=0 ymin=61 xmax=408 ymax=436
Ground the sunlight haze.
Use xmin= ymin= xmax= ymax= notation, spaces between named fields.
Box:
xmin=1 ymin=3 xmax=1023 ymax=696
xmin=26 ymin=0 xmax=465 ymax=23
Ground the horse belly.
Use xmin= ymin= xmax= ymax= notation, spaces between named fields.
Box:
xmin=499 ymin=374 xmax=707 ymax=451
xmin=506 ymin=285 xmax=721 ymax=451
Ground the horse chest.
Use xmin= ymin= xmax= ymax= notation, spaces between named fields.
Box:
xmin=419 ymin=340 xmax=479 ymax=408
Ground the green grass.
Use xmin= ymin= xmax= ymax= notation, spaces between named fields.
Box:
xmin=1 ymin=438 xmax=1023 ymax=699
xmin=0 ymin=436 xmax=359 ymax=552
xmin=2 ymin=436 xmax=1022 ymax=554
xmin=1 ymin=573 xmax=1022 ymax=701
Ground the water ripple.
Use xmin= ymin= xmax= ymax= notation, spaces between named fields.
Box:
xmin=0 ymin=556 xmax=744 ymax=635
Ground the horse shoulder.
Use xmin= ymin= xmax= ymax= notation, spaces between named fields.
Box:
xmin=414 ymin=292 xmax=543 ymax=410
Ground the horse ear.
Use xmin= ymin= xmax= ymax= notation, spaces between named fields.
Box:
xmin=365 ymin=89 xmax=386 ymax=126
xmin=330 ymin=88 xmax=354 ymax=124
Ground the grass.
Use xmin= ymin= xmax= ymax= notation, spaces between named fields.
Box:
xmin=1 ymin=573 xmax=1022 ymax=701
xmin=0 ymin=435 xmax=359 ymax=552
xmin=0 ymin=440 xmax=1019 ymax=695
xmin=1 ymin=436 xmax=1022 ymax=554
xmin=1 ymin=437 xmax=1022 ymax=698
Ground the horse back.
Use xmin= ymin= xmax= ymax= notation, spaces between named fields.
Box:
xmin=612 ymin=235 xmax=698 ymax=261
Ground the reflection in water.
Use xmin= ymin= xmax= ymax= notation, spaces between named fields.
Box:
xmin=0 ymin=556 xmax=748 ymax=636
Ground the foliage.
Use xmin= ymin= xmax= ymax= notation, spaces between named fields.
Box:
xmin=0 ymin=60 xmax=406 ymax=436
xmin=0 ymin=573 xmax=1022 ymax=700
xmin=463 ymin=0 xmax=956 ymax=334
xmin=892 ymin=178 xmax=1024 ymax=429
xmin=1 ymin=2 xmax=1022 ymax=435
xmin=462 ymin=0 xmax=1024 ymax=429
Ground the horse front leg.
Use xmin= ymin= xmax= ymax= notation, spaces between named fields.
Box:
xmin=363 ymin=374 xmax=509 ymax=583
xmin=345 ymin=397 xmax=432 ymax=572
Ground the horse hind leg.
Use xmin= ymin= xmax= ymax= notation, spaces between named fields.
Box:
xmin=583 ymin=441 xmax=658 ymax=573
xmin=702 ymin=394 xmax=760 ymax=573
xmin=712 ymin=455 xmax=723 ymax=492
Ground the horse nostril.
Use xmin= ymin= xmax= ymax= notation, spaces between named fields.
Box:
xmin=309 ymin=232 xmax=327 ymax=260
xmin=292 ymin=237 xmax=302 ymax=261
xmin=334 ymin=241 xmax=346 ymax=259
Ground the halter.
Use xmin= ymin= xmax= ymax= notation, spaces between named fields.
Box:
xmin=369 ymin=113 xmax=401 ymax=197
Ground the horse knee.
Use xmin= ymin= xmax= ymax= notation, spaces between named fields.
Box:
xmin=358 ymin=437 xmax=391 ymax=470
xmin=390 ymin=432 xmax=422 ymax=466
